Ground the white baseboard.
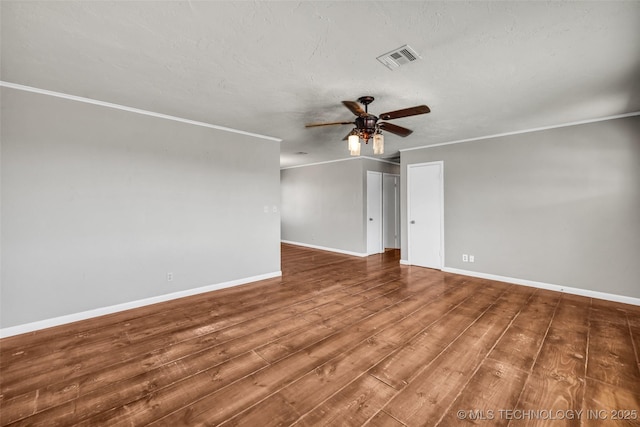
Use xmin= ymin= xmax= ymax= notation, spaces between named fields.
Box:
xmin=281 ymin=240 xmax=368 ymax=258
xmin=399 ymin=259 xmax=411 ymax=265
xmin=442 ymin=267 xmax=640 ymax=306
xmin=0 ymin=271 xmax=282 ymax=338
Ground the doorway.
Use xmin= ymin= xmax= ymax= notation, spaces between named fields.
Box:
xmin=368 ymin=171 xmax=401 ymax=255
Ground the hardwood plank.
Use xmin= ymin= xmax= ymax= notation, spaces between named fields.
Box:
xmin=437 ymin=358 xmax=529 ymax=427
xmin=1 ymin=291 xmax=352 ymax=413
xmin=0 ymin=283 xmax=322 ymax=388
xmin=147 ymin=274 xmax=466 ymax=425
xmin=487 ymin=291 xmax=560 ymax=372
xmin=117 ymin=291 xmax=437 ymax=425
xmin=20 ymin=279 xmax=408 ymax=424
xmin=369 ymin=284 xmax=528 ymax=390
xmin=373 ymin=277 xmax=483 ymax=348
xmin=368 ymin=288 xmax=495 ymax=390
xmin=588 ymin=318 xmax=640 ymax=392
xmin=7 ymin=351 xmax=269 ymax=426
xmin=293 ymin=375 xmax=396 ymax=427
xmin=582 ymin=378 xmax=640 ymax=427
xmin=510 ymin=368 xmax=584 ymax=427
xmin=224 ymin=336 xmax=398 ymax=427
xmin=0 ymin=391 xmax=39 ymax=425
xmin=590 ymin=299 xmax=629 ymax=326
xmin=630 ymin=322 xmax=640 ymax=373
xmin=382 ymin=288 xmax=532 ymax=426
xmin=535 ymin=326 xmax=588 ymax=380
xmin=225 ymin=279 xmax=483 ymax=425
xmin=254 ymin=276 xmax=456 ymax=364
xmin=253 ymin=306 xmax=373 ymax=364
xmin=364 ymin=411 xmax=405 ymax=427
xmin=505 ymin=294 xmax=589 ymax=427
xmin=534 ymin=296 xmax=589 ymax=379
xmin=488 ymin=325 xmax=544 ymax=372
xmin=221 ymin=392 xmax=302 ymax=427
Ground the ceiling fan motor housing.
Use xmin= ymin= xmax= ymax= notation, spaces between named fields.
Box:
xmin=355 ymin=116 xmax=378 ymax=131
xmin=355 ymin=116 xmax=379 ymax=142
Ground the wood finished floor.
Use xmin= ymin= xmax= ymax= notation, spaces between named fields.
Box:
xmin=1 ymin=244 xmax=640 ymax=426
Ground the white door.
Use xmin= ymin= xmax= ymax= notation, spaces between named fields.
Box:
xmin=408 ymin=162 xmax=443 ymax=269
xmin=383 ymin=174 xmax=400 ymax=249
xmin=367 ymin=171 xmax=383 ymax=255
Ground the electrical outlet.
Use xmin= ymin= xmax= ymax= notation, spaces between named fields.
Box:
xmin=469 ymin=255 xmax=475 ymax=263
xmin=167 ymin=272 xmax=173 ymax=282
xmin=462 ymin=254 xmax=468 ymax=262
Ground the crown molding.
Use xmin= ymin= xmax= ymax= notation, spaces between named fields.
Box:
xmin=0 ymin=81 xmax=282 ymax=142
xmin=400 ymin=111 xmax=640 ymax=153
xmin=281 ymin=156 xmax=399 ymax=170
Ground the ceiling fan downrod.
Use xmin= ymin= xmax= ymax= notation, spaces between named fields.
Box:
xmin=354 ymin=96 xmax=377 ymax=142
xmin=357 ymin=96 xmax=375 ymax=114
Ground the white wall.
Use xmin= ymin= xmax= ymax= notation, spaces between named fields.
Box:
xmin=1 ymin=87 xmax=282 ymax=330
xmin=401 ymin=115 xmax=640 ymax=300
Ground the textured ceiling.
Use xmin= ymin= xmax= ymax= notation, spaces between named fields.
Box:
xmin=2 ymin=1 xmax=640 ymax=167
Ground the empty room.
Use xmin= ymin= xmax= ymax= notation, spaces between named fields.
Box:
xmin=1 ymin=1 xmax=639 ymax=426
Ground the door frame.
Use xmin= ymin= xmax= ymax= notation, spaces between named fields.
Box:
xmin=407 ymin=161 xmax=445 ymax=269
xmin=383 ymin=173 xmax=400 ymax=249
xmin=366 ymin=171 xmax=384 ymax=255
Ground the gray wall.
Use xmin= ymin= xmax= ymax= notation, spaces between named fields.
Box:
xmin=1 ymin=87 xmax=281 ymax=328
xmin=401 ymin=115 xmax=640 ymax=298
xmin=281 ymin=158 xmax=399 ymax=254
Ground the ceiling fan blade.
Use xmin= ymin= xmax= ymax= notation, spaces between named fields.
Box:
xmin=379 ymin=105 xmax=430 ymax=120
xmin=342 ymin=100 xmax=367 ymax=117
xmin=305 ymin=121 xmax=354 ymax=128
xmin=379 ymin=122 xmax=413 ymax=137
xmin=342 ymin=131 xmax=352 ymax=141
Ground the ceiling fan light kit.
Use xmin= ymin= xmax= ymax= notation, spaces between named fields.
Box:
xmin=348 ymin=133 xmax=361 ymax=156
xmin=306 ymin=96 xmax=430 ymax=157
xmin=373 ymin=133 xmax=384 ymax=155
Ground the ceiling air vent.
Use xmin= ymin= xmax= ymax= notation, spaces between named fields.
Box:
xmin=377 ymin=45 xmax=421 ymax=70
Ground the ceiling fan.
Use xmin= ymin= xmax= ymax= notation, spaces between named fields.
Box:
xmin=305 ymin=96 xmax=430 ymax=156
